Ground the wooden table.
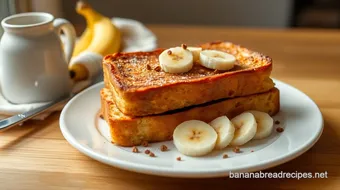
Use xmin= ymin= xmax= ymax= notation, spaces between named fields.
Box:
xmin=1 ymin=26 xmax=340 ymax=189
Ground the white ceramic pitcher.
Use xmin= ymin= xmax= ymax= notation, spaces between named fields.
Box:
xmin=0 ymin=12 xmax=76 ymax=104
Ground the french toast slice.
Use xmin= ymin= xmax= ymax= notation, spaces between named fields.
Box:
xmin=100 ymin=87 xmax=280 ymax=147
xmin=103 ymin=41 xmax=274 ymax=117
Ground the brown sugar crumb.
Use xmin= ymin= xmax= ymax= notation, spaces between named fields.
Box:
xmin=167 ymin=50 xmax=172 ymax=55
xmin=141 ymin=141 xmax=148 ymax=147
xmin=181 ymin=44 xmax=187 ymax=50
xmin=251 ymin=150 xmax=254 ymax=152
xmin=154 ymin=66 xmax=161 ymax=72
xmin=149 ymin=152 xmax=155 ymax=157
xmin=275 ymin=120 xmax=281 ymax=125
xmin=233 ymin=146 xmax=241 ymax=153
xmin=99 ymin=114 xmax=104 ymax=119
xmin=223 ymin=154 xmax=228 ymax=159
xmin=276 ymin=127 xmax=284 ymax=133
xmin=144 ymin=149 xmax=150 ymax=154
xmin=176 ymin=157 xmax=181 ymax=161
xmin=160 ymin=145 xmax=168 ymax=152
xmin=146 ymin=64 xmax=152 ymax=70
xmin=132 ymin=146 xmax=139 ymax=153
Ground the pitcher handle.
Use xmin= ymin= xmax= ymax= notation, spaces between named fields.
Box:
xmin=53 ymin=18 xmax=76 ymax=64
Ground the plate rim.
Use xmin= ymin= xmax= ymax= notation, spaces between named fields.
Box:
xmin=60 ymin=79 xmax=324 ymax=178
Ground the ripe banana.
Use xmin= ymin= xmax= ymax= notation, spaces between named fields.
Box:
xmin=70 ymin=1 xmax=121 ymax=81
xmin=230 ymin=112 xmax=257 ymax=146
xmin=210 ymin=116 xmax=235 ymax=150
xmin=75 ymin=1 xmax=121 ymax=56
xmin=159 ymin=47 xmax=194 ymax=73
xmin=69 ymin=51 xmax=103 ymax=81
xmin=72 ymin=1 xmax=94 ymax=57
xmin=248 ymin=110 xmax=274 ymax=140
xmin=173 ymin=120 xmax=217 ymax=157
xmin=199 ymin=50 xmax=235 ymax=70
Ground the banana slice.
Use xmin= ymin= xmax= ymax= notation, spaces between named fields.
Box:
xmin=159 ymin=47 xmax=194 ymax=73
xmin=210 ymin=116 xmax=235 ymax=150
xmin=248 ymin=110 xmax=274 ymax=140
xmin=173 ymin=120 xmax=217 ymax=157
xmin=187 ymin=47 xmax=202 ymax=62
xmin=199 ymin=50 xmax=235 ymax=70
xmin=230 ymin=112 xmax=257 ymax=146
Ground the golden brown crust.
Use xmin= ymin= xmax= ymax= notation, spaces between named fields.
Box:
xmin=103 ymin=41 xmax=274 ymax=116
xmin=101 ymin=87 xmax=280 ymax=147
xmin=104 ymin=42 xmax=272 ymax=91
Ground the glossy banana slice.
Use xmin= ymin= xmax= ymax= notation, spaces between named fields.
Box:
xmin=230 ymin=112 xmax=257 ymax=146
xmin=210 ymin=116 xmax=235 ymax=149
xmin=187 ymin=47 xmax=202 ymax=62
xmin=199 ymin=50 xmax=235 ymax=70
xmin=173 ymin=120 xmax=217 ymax=156
xmin=159 ymin=47 xmax=194 ymax=73
xmin=248 ymin=110 xmax=274 ymax=140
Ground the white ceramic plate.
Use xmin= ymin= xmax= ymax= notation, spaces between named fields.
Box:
xmin=60 ymin=79 xmax=323 ymax=178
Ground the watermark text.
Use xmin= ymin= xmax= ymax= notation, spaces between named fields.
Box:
xmin=229 ymin=171 xmax=328 ymax=179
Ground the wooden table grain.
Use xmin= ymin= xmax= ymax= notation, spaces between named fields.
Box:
xmin=1 ymin=25 xmax=340 ymax=190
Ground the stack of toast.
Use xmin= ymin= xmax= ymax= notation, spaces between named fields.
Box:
xmin=101 ymin=41 xmax=280 ymax=147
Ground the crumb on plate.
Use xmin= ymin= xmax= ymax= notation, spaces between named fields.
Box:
xmin=132 ymin=146 xmax=139 ymax=153
xmin=149 ymin=152 xmax=155 ymax=157
xmin=160 ymin=145 xmax=168 ymax=152
xmin=233 ymin=146 xmax=241 ymax=153
xmin=276 ymin=127 xmax=284 ymax=133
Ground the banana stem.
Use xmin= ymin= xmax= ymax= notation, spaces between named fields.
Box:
xmin=76 ymin=1 xmax=103 ymax=23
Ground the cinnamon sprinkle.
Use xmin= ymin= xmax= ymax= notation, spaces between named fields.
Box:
xmin=154 ymin=66 xmax=161 ymax=72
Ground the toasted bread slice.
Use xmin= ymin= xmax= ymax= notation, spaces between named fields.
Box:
xmin=100 ymin=87 xmax=280 ymax=147
xmin=103 ymin=41 xmax=274 ymax=117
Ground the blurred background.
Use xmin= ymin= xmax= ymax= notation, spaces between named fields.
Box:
xmin=1 ymin=0 xmax=340 ymax=29
xmin=1 ymin=0 xmax=340 ymax=38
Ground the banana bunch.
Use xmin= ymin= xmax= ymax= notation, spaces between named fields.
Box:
xmin=70 ymin=0 xmax=121 ymax=81
xmin=173 ymin=110 xmax=274 ymax=157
